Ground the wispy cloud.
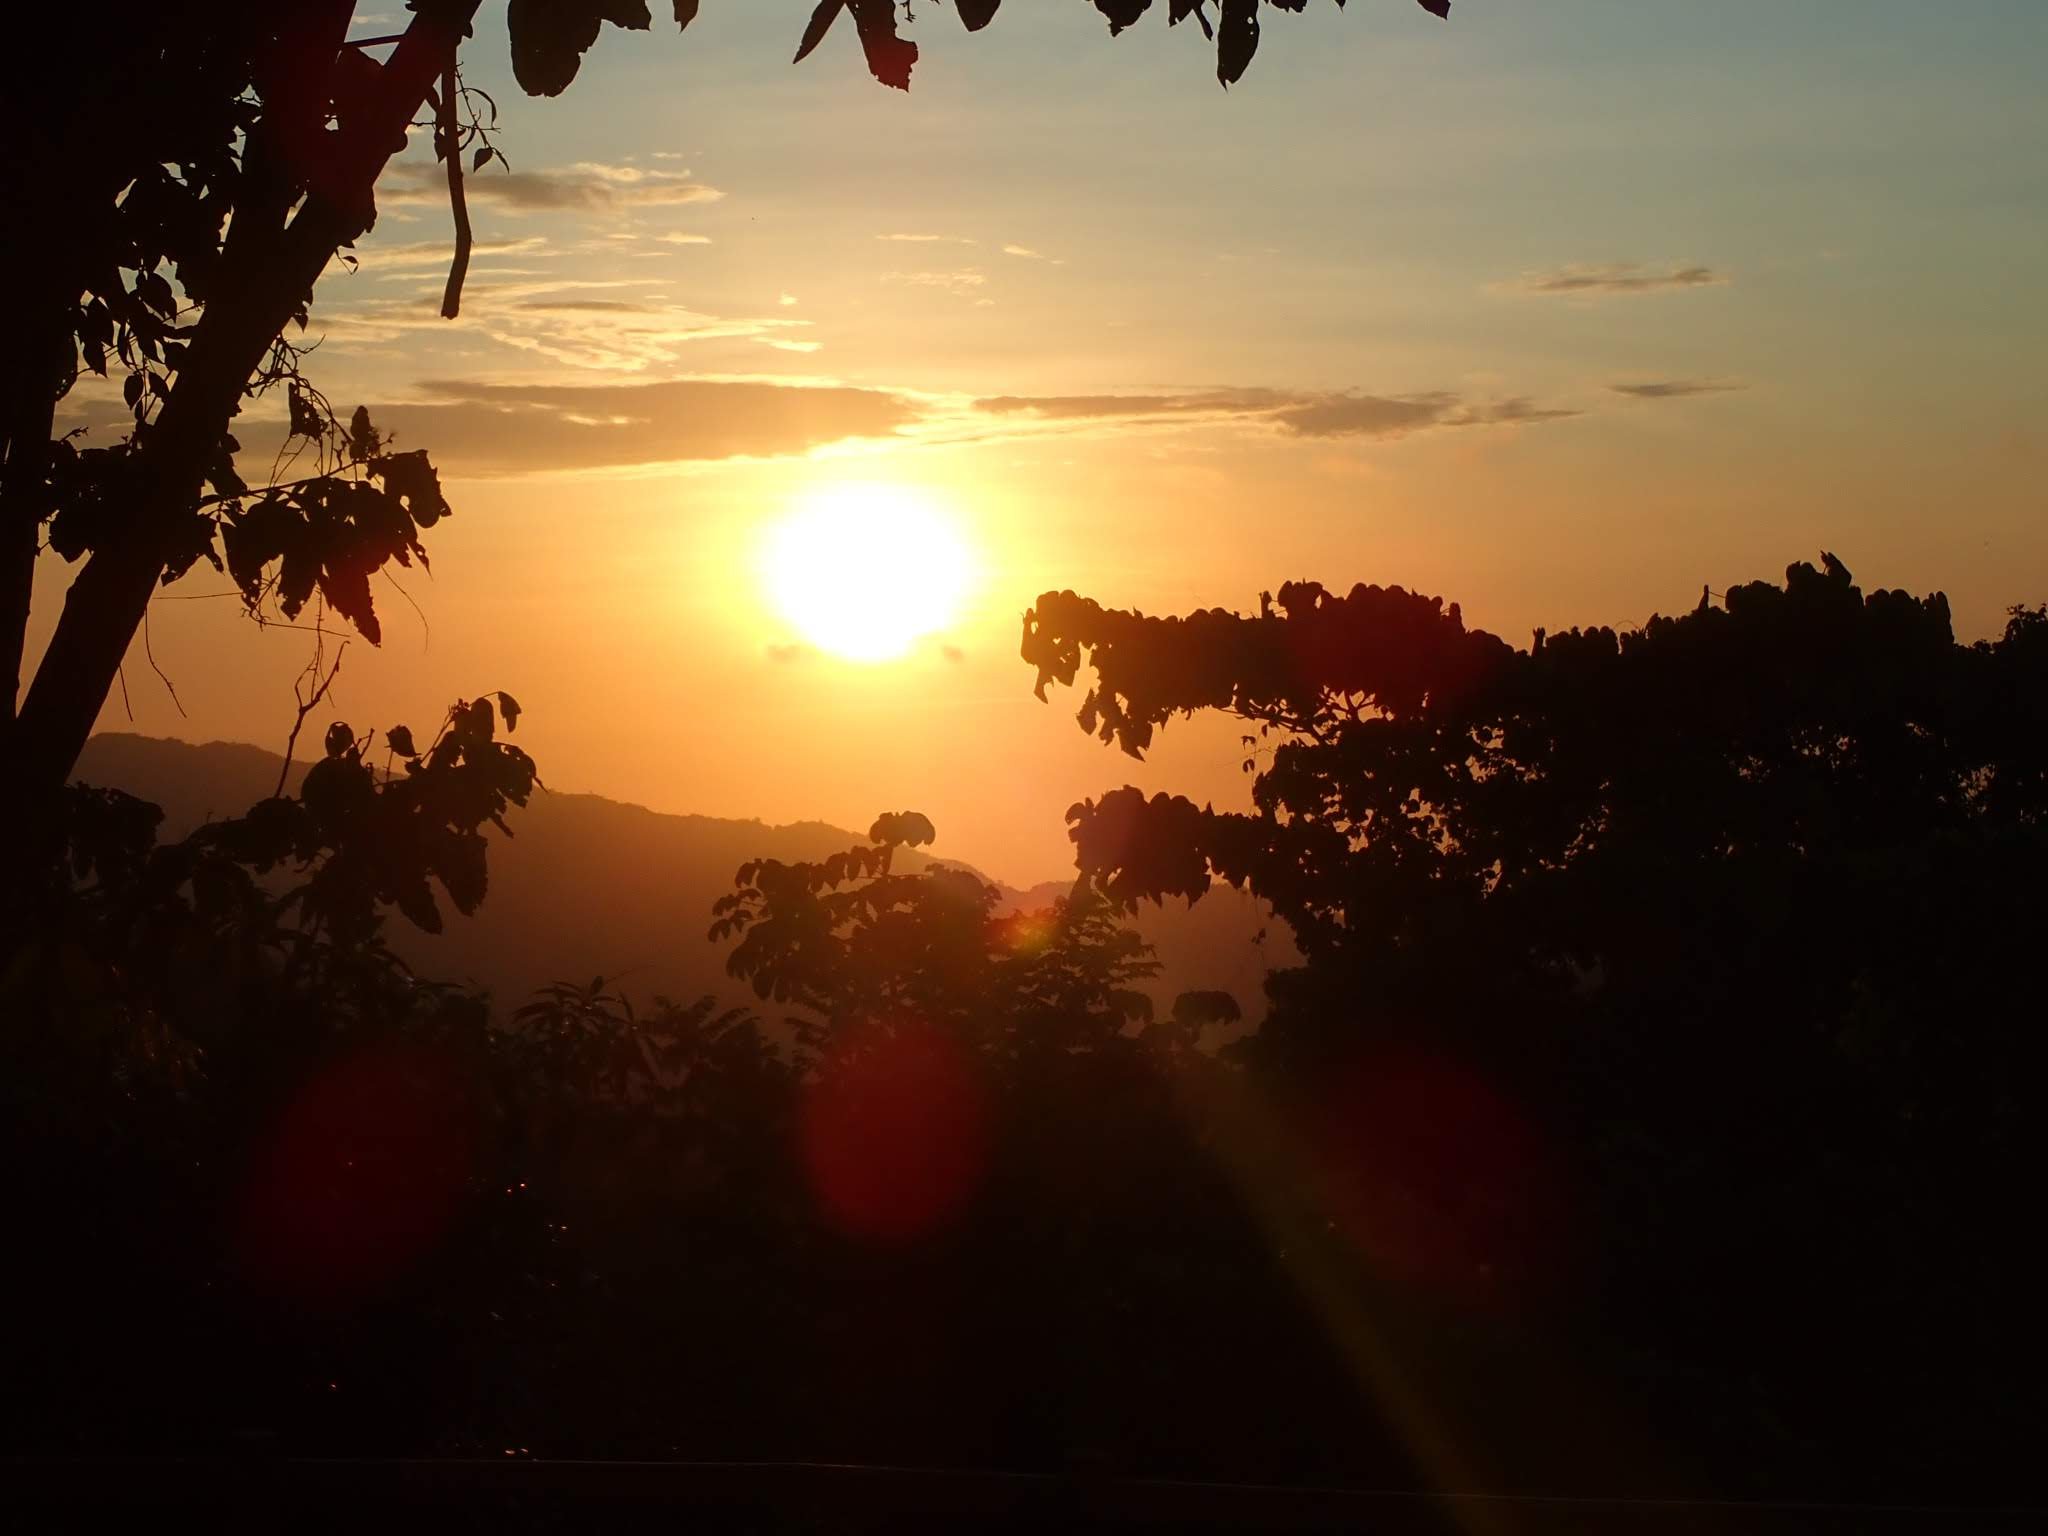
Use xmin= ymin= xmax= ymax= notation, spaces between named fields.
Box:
xmin=887 ymin=269 xmax=989 ymax=300
xmin=312 ymin=274 xmax=813 ymax=372
xmin=1001 ymin=244 xmax=1048 ymax=260
xmin=341 ymin=235 xmax=551 ymax=272
xmin=971 ymin=387 xmax=1579 ymax=440
xmin=876 ymin=232 xmax=976 ymax=244
xmin=1501 ymin=262 xmax=1729 ymax=297
xmin=380 ymin=162 xmax=724 ymax=215
xmin=1610 ymin=379 xmax=1746 ymax=399
xmin=369 ymin=378 xmax=917 ymax=474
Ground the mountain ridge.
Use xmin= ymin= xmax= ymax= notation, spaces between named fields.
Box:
xmin=75 ymin=733 xmax=1295 ymax=1025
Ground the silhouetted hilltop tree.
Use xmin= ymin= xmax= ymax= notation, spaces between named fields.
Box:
xmin=713 ymin=810 xmax=1166 ymax=1060
xmin=1023 ymin=555 xmax=2048 ymax=1497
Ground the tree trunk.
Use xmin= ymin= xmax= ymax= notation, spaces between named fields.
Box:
xmin=12 ymin=197 xmax=349 ymax=797
xmin=0 ymin=313 xmax=61 ymax=731
xmin=6 ymin=3 xmax=476 ymax=805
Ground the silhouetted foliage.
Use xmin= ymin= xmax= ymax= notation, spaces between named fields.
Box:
xmin=509 ymin=1 xmax=1449 ymax=96
xmin=1026 ymin=556 xmax=2048 ymax=1497
xmin=9 ymin=562 xmax=2048 ymax=1510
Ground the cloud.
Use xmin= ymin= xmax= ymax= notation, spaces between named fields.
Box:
xmin=887 ymin=269 xmax=988 ymax=299
xmin=876 ymin=233 xmax=975 ymax=244
xmin=313 ymin=272 xmax=815 ymax=372
xmin=1503 ymin=263 xmax=1729 ymax=297
xmin=379 ymin=162 xmax=724 ymax=215
xmin=341 ymin=235 xmax=550 ymax=272
xmin=971 ymin=387 xmax=1579 ymax=440
xmin=512 ymin=297 xmax=655 ymax=314
xmin=1001 ymin=244 xmax=1047 ymax=260
xmin=369 ymin=378 xmax=918 ymax=475
xmin=1610 ymin=379 xmax=1746 ymax=400
xmin=653 ymin=232 xmax=712 ymax=246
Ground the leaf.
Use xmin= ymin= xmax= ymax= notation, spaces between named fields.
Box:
xmin=348 ymin=405 xmax=379 ymax=460
xmin=1217 ymin=0 xmax=1258 ymax=85
xmin=160 ymin=514 xmax=223 ymax=584
xmin=673 ymin=0 xmax=700 ymax=26
xmin=436 ymin=829 xmax=490 ymax=916
xmin=868 ymin=810 xmax=937 ymax=848
xmin=1418 ymin=0 xmax=1451 ymax=17
xmin=497 ymin=691 xmax=523 ymax=731
xmin=387 ymin=724 xmax=418 ymax=758
xmin=318 ymin=561 xmax=381 ymax=645
xmin=849 ymin=0 xmax=917 ymax=90
xmin=286 ymin=385 xmax=322 ymax=439
xmin=324 ymin=722 xmax=354 ymax=759
xmin=277 ymin=538 xmax=319 ymax=620
xmin=393 ymin=868 xmax=444 ymax=934
xmin=472 ymin=145 xmax=495 ymax=172
xmin=372 ymin=449 xmax=451 ymax=529
xmin=956 ymin=0 xmax=1001 ymax=30
xmin=1169 ymin=0 xmax=1213 ymax=41
xmin=1093 ymin=1 xmax=1152 ymax=36
xmin=508 ymin=0 xmax=604 ymax=96
xmin=793 ymin=0 xmax=845 ymax=65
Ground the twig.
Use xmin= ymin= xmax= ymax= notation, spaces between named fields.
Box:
xmin=438 ymin=65 xmax=473 ymax=319
xmin=275 ymin=641 xmax=348 ymax=798
xmin=143 ymin=608 xmax=187 ymax=718
xmin=382 ymin=565 xmax=432 ymax=649
xmin=193 ymin=455 xmax=380 ymax=514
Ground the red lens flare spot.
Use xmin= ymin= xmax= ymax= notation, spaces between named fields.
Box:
xmin=1314 ymin=1047 xmax=1570 ymax=1306
xmin=238 ymin=1045 xmax=470 ymax=1306
xmin=801 ymin=1020 xmax=987 ymax=1242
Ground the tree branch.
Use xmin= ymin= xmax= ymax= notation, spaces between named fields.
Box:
xmin=276 ymin=641 xmax=346 ymax=799
xmin=437 ymin=66 xmax=473 ymax=319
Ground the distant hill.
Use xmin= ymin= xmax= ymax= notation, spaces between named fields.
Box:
xmin=75 ymin=734 xmax=1296 ymax=1027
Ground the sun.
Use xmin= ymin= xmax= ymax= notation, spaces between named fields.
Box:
xmin=761 ymin=484 xmax=975 ymax=662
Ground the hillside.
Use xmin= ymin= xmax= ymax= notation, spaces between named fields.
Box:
xmin=74 ymin=734 xmax=1296 ymax=1026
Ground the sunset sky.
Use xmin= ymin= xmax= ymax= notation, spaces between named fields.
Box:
xmin=41 ymin=0 xmax=2048 ymax=883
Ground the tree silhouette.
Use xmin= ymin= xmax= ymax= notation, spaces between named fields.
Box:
xmin=1023 ymin=555 xmax=2048 ymax=1495
xmin=711 ymin=809 xmax=1172 ymax=1059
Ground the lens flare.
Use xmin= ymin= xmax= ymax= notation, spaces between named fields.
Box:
xmin=800 ymin=1019 xmax=987 ymax=1241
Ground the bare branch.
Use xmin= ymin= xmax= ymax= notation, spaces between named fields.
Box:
xmin=438 ymin=66 xmax=473 ymax=320
xmin=275 ymin=640 xmax=347 ymax=799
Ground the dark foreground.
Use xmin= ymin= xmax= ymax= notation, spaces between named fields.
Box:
xmin=9 ymin=1459 xmax=2042 ymax=1534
